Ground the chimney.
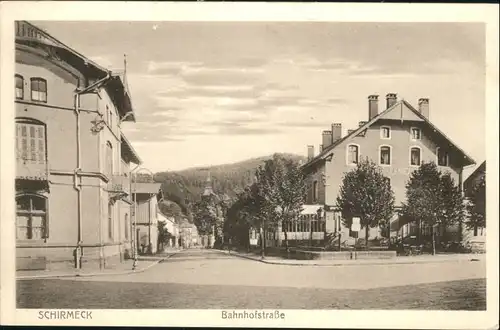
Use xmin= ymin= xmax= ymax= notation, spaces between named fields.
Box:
xmin=368 ymin=95 xmax=379 ymax=120
xmin=331 ymin=123 xmax=342 ymax=142
xmin=418 ymin=98 xmax=429 ymax=119
xmin=322 ymin=130 xmax=333 ymax=148
xmin=319 ymin=144 xmax=323 ymax=153
xmin=307 ymin=145 xmax=314 ymax=160
xmin=386 ymin=93 xmax=397 ymax=109
xmin=359 ymin=121 xmax=367 ymax=127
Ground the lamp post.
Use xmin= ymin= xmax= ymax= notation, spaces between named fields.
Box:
xmin=131 ymin=167 xmax=154 ymax=270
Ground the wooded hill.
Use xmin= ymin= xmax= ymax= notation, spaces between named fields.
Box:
xmin=152 ymin=153 xmax=307 ymax=223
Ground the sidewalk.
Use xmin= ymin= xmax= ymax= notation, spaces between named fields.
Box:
xmin=16 ymin=251 xmax=179 ymax=280
xmin=229 ymin=250 xmax=486 ymax=266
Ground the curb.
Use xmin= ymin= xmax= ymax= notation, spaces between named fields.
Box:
xmin=230 ymin=252 xmax=484 ymax=267
xmin=16 ymin=252 xmax=178 ymax=280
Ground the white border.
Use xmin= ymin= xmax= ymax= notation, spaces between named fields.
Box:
xmin=1 ymin=2 xmax=498 ymax=329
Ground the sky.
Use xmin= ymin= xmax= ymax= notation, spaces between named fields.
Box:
xmin=34 ymin=21 xmax=485 ymax=173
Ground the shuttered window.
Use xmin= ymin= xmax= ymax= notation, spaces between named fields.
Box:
xmin=15 ymin=74 xmax=24 ymax=99
xmin=16 ymin=121 xmax=46 ymax=164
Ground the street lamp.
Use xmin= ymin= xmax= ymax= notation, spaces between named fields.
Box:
xmin=131 ymin=167 xmax=154 ymax=270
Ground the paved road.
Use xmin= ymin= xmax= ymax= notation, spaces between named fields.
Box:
xmin=17 ymin=249 xmax=486 ymax=310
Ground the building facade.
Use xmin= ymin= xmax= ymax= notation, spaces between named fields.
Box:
xmin=301 ymin=93 xmax=476 ymax=246
xmin=15 ymin=21 xmax=141 ymax=270
xmin=463 ymin=161 xmax=486 ymax=242
xmin=132 ymin=183 xmax=163 ymax=255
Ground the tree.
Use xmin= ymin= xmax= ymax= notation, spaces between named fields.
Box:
xmin=438 ymin=173 xmax=465 ymax=241
xmin=192 ymin=198 xmax=218 ymax=237
xmin=465 ymin=175 xmax=486 ymax=236
xmin=336 ymin=158 xmax=395 ymax=249
xmin=257 ymin=154 xmax=306 ymax=256
xmin=401 ymin=162 xmax=465 ymax=254
xmin=157 ymin=221 xmax=172 ymax=252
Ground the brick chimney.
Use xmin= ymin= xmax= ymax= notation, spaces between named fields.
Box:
xmin=331 ymin=123 xmax=342 ymax=142
xmin=307 ymin=145 xmax=314 ymax=160
xmin=386 ymin=93 xmax=397 ymax=109
xmin=359 ymin=121 xmax=367 ymax=127
xmin=319 ymin=144 xmax=323 ymax=153
xmin=418 ymin=98 xmax=429 ymax=119
xmin=368 ymin=95 xmax=379 ymax=120
xmin=322 ymin=131 xmax=333 ymax=148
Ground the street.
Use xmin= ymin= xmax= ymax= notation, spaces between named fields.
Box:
xmin=17 ymin=249 xmax=486 ymax=310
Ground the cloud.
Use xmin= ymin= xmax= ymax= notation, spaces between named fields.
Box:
xmin=181 ymin=69 xmax=262 ymax=87
xmin=218 ymin=125 xmax=280 ymax=136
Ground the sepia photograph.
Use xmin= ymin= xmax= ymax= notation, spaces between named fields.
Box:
xmin=1 ymin=2 xmax=498 ymax=329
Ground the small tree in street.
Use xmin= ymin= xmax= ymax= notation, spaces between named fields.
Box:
xmin=401 ymin=162 xmax=465 ymax=255
xmin=157 ymin=221 xmax=172 ymax=252
xmin=336 ymin=158 xmax=395 ymax=249
xmin=465 ymin=175 xmax=486 ymax=236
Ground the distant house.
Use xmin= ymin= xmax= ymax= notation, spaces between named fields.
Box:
xmin=463 ymin=161 xmax=486 ymax=239
xmin=132 ymin=182 xmax=163 ymax=255
xmin=299 ymin=93 xmax=476 ymax=246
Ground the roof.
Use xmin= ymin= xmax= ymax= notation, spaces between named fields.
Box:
xmin=17 ymin=21 xmax=136 ymax=122
xmin=121 ymin=133 xmax=142 ymax=165
xmin=132 ymin=182 xmax=161 ymax=195
xmin=302 ymin=99 xmax=476 ymax=170
xmin=463 ymin=160 xmax=486 ymax=194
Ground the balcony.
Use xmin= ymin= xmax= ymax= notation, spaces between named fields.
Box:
xmin=16 ymin=158 xmax=49 ymax=181
xmin=107 ymin=174 xmax=131 ymax=195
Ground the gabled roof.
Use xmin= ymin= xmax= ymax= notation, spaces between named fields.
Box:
xmin=302 ymin=99 xmax=476 ymax=170
xmin=464 ymin=160 xmax=486 ymax=187
xmin=17 ymin=21 xmax=136 ymax=122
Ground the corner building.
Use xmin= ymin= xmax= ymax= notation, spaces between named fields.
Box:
xmin=15 ymin=21 xmax=141 ymax=270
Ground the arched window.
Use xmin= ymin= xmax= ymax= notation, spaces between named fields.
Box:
xmin=410 ymin=146 xmax=422 ymax=166
xmin=347 ymin=144 xmax=360 ymax=165
xmin=30 ymin=77 xmax=47 ymax=102
xmin=106 ymin=142 xmax=113 ymax=176
xmin=16 ymin=119 xmax=46 ymax=164
xmin=15 ymin=74 xmax=24 ymax=99
xmin=379 ymin=145 xmax=392 ymax=165
xmin=16 ymin=194 xmax=48 ymax=240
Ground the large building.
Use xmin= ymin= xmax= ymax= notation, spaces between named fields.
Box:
xmin=298 ymin=93 xmax=476 ymax=246
xmin=15 ymin=21 xmax=141 ymax=270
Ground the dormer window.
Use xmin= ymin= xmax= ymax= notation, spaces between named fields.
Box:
xmin=380 ymin=126 xmax=391 ymax=139
xmin=411 ymin=127 xmax=422 ymax=140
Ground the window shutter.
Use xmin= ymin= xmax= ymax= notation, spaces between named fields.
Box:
xmin=36 ymin=126 xmax=46 ymax=164
xmin=21 ymin=125 xmax=28 ymax=160
xmin=29 ymin=125 xmax=36 ymax=162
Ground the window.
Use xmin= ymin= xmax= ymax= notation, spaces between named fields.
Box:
xmin=16 ymin=194 xmax=48 ymax=240
xmin=347 ymin=144 xmax=359 ymax=165
xmin=437 ymin=147 xmax=449 ymax=166
xmin=30 ymin=78 xmax=47 ymax=102
xmin=380 ymin=126 xmax=391 ymax=139
xmin=411 ymin=127 xmax=422 ymax=140
xmin=16 ymin=120 xmax=46 ymax=164
xmin=108 ymin=202 xmax=114 ymax=240
xmin=106 ymin=142 xmax=113 ymax=176
xmin=312 ymin=180 xmax=318 ymax=202
xmin=380 ymin=146 xmax=391 ymax=165
xmin=410 ymin=147 xmax=421 ymax=166
xmin=15 ymin=74 xmax=24 ymax=99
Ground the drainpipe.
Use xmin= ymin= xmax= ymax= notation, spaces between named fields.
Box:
xmin=73 ymin=73 xmax=111 ymax=269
